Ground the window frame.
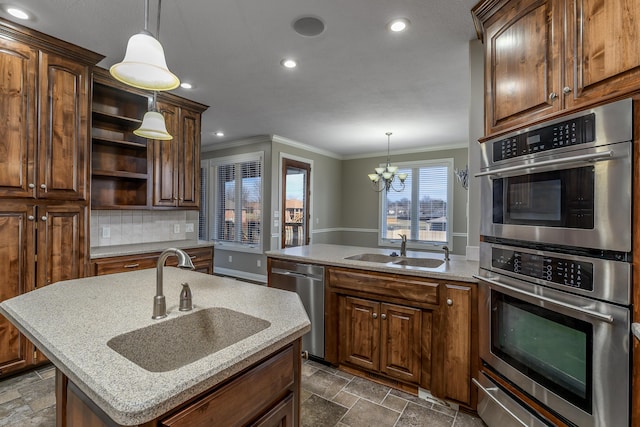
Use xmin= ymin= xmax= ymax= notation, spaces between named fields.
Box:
xmin=377 ymin=158 xmax=454 ymax=250
xmin=204 ymin=151 xmax=264 ymax=254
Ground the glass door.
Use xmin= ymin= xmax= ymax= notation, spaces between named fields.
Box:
xmin=281 ymin=158 xmax=310 ymax=248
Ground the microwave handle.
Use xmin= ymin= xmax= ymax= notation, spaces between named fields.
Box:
xmin=474 ymin=150 xmax=614 ymax=178
xmin=473 ymin=275 xmax=614 ymax=323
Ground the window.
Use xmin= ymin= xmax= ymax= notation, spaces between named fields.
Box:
xmin=202 ymin=152 xmax=263 ymax=252
xmin=379 ymin=159 xmax=453 ymax=248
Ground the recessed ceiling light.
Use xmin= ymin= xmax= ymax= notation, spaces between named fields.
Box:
xmin=180 ymin=82 xmax=193 ymax=89
xmin=215 ymin=131 xmax=224 ymax=137
xmin=281 ymin=59 xmax=297 ymax=69
xmin=7 ymin=6 xmax=30 ymax=20
xmin=388 ymin=18 xmax=410 ymax=32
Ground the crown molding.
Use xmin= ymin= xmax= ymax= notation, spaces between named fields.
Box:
xmin=201 ymin=135 xmax=273 ymax=152
xmin=271 ymin=135 xmax=343 ymax=160
xmin=342 ymin=141 xmax=469 ymax=160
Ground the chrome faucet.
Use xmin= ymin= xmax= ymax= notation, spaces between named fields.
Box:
xmin=398 ymin=234 xmax=407 ymax=257
xmin=442 ymin=246 xmax=450 ymax=261
xmin=153 ymin=248 xmax=195 ymax=319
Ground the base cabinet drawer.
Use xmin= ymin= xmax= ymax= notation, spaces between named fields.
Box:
xmin=160 ymin=345 xmax=295 ymax=427
xmin=92 ymin=246 xmax=213 ymax=276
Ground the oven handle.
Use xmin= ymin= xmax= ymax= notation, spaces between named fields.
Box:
xmin=472 ymin=378 xmax=529 ymax=427
xmin=473 ymin=275 xmax=614 ymax=323
xmin=474 ymin=150 xmax=614 ymax=178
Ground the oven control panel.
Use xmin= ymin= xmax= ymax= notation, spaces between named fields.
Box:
xmin=491 ymin=247 xmax=593 ymax=291
xmin=493 ymin=113 xmax=595 ymax=162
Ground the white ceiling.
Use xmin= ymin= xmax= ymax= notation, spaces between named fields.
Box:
xmin=2 ymin=0 xmax=480 ymax=157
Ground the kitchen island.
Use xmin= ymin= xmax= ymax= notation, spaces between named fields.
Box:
xmin=0 ymin=268 xmax=310 ymax=426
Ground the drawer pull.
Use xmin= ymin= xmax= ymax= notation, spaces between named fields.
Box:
xmin=372 ymin=313 xmax=378 ymax=319
xmin=123 ymin=263 xmax=140 ymax=268
xmin=381 ymin=313 xmax=387 ymax=320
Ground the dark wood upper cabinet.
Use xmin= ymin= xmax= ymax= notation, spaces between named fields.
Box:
xmin=91 ymin=68 xmax=208 ymax=210
xmin=473 ymin=0 xmax=640 ymax=136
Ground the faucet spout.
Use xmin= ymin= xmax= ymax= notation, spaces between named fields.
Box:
xmin=398 ymin=234 xmax=407 ymax=257
xmin=153 ymin=248 xmax=195 ymax=319
xmin=442 ymin=246 xmax=450 ymax=261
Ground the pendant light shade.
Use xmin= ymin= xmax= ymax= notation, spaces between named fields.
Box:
xmin=134 ymin=110 xmax=173 ymax=140
xmin=110 ymin=0 xmax=179 ymax=91
xmin=110 ymin=32 xmax=180 ymax=91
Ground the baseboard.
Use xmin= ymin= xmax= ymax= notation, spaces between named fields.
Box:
xmin=213 ymin=267 xmax=267 ymax=285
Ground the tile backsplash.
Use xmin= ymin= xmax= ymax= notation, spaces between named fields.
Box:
xmin=91 ymin=210 xmax=199 ymax=247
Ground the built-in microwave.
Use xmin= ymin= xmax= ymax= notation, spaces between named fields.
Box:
xmin=477 ymin=99 xmax=633 ymax=253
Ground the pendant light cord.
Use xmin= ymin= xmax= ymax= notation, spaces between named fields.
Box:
xmin=142 ymin=0 xmax=162 ymax=39
xmin=157 ymin=0 xmax=162 ymax=39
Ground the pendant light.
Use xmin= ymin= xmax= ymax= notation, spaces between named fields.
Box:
xmin=134 ymin=91 xmax=173 ymax=140
xmin=110 ymin=0 xmax=180 ymax=91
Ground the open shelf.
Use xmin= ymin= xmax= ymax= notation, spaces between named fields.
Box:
xmin=91 ymin=176 xmax=148 ymax=209
xmin=92 ymin=136 xmax=147 ymax=149
xmin=92 ymin=110 xmax=142 ymax=127
xmin=92 ymin=169 xmax=148 ymax=180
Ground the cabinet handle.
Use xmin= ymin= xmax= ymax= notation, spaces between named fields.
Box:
xmin=40 ymin=216 xmax=47 ymax=221
xmin=548 ymin=92 xmax=558 ymax=100
xmin=28 ymin=183 xmax=35 ymax=189
xmin=123 ymin=263 xmax=140 ymax=268
xmin=381 ymin=313 xmax=387 ymax=320
xmin=447 ymin=298 xmax=453 ymax=306
xmin=173 ymin=197 xmax=178 ymax=201
xmin=28 ymin=215 xmax=35 ymax=221
xmin=372 ymin=313 xmax=378 ymax=319
xmin=563 ymin=86 xmax=572 ymax=94
xmin=40 ymin=183 xmax=47 ymax=191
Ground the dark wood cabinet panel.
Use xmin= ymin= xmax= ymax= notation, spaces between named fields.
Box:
xmin=380 ymin=303 xmax=422 ymax=383
xmin=0 ymin=203 xmax=35 ymax=375
xmin=36 ymin=204 xmax=86 ymax=289
xmin=153 ymin=101 xmax=180 ymax=207
xmin=340 ymin=296 xmax=380 ymax=371
xmin=474 ymin=0 xmax=640 ymax=136
xmin=177 ymin=108 xmax=201 ymax=208
xmin=38 ymin=53 xmax=90 ymax=200
xmin=0 ymin=37 xmax=37 ymax=198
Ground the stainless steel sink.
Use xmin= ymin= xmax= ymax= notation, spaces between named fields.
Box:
xmin=344 ymin=253 xmax=445 ymax=269
xmin=107 ymin=307 xmax=271 ymax=372
xmin=393 ymin=258 xmax=444 ymax=268
xmin=345 ymin=253 xmax=400 ymax=263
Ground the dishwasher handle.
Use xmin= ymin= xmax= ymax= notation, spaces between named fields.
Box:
xmin=271 ymin=267 xmax=324 ymax=281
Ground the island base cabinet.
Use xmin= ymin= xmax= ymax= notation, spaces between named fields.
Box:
xmin=55 ymin=340 xmax=301 ymax=427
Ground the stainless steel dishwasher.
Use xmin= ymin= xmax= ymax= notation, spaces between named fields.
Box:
xmin=269 ymin=259 xmax=324 ymax=359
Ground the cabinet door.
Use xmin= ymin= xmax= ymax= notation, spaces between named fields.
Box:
xmin=0 ymin=203 xmax=35 ymax=375
xmin=0 ymin=38 xmax=37 ymax=198
xmin=38 ymin=52 xmax=90 ymax=200
xmin=153 ymin=101 xmax=180 ymax=207
xmin=177 ymin=108 xmax=201 ymax=208
xmin=379 ymin=303 xmax=421 ymax=383
xmin=339 ymin=296 xmax=380 ymax=371
xmin=564 ymin=0 xmax=640 ymax=108
xmin=484 ymin=0 xmax=561 ymax=134
xmin=441 ymin=284 xmax=472 ymax=405
xmin=36 ymin=204 xmax=85 ymax=289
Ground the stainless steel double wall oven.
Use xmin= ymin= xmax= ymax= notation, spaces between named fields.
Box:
xmin=474 ymin=99 xmax=633 ymax=427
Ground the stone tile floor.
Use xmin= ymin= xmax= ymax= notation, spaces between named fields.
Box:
xmin=0 ymin=361 xmax=486 ymax=426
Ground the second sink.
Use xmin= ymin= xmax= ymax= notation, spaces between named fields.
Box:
xmin=345 ymin=253 xmax=444 ymax=269
xmin=107 ymin=307 xmax=271 ymax=372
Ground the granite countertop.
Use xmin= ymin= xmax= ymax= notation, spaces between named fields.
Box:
xmin=266 ymin=243 xmax=479 ymax=283
xmin=91 ymin=240 xmax=215 ymax=259
xmin=0 ymin=269 xmax=310 ymax=425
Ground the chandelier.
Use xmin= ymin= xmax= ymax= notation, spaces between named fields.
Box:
xmin=368 ymin=132 xmax=408 ymax=192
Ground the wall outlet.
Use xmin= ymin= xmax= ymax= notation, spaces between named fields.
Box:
xmin=185 ymin=223 xmax=194 ymax=233
xmin=228 ymin=255 xmax=233 ymax=263
xmin=101 ymin=226 xmax=110 ymax=238
xmin=257 ymin=259 xmax=261 ymax=267
xmin=273 ymin=220 xmax=279 ymax=228
xmin=173 ymin=224 xmax=180 ymax=234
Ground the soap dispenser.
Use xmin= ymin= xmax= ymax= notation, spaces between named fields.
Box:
xmin=179 ymin=283 xmax=193 ymax=311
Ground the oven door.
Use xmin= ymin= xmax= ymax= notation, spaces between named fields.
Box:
xmin=475 ymin=271 xmax=629 ymax=427
xmin=478 ymin=140 xmax=631 ymax=252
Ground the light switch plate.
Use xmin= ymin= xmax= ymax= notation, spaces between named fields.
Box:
xmin=173 ymin=224 xmax=180 ymax=234
xmin=185 ymin=223 xmax=194 ymax=232
xmin=101 ymin=226 xmax=110 ymax=238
